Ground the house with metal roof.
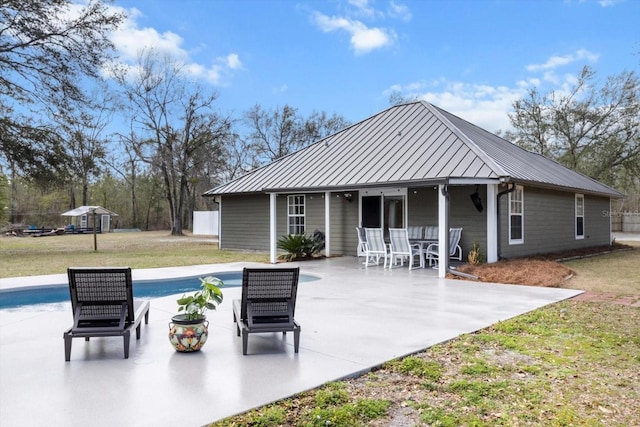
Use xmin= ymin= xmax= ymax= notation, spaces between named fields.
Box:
xmin=203 ymin=101 xmax=622 ymax=277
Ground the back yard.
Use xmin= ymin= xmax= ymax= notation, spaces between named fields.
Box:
xmin=1 ymin=232 xmax=639 ymax=426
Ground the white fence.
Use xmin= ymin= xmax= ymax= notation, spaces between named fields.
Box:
xmin=611 ymin=212 xmax=640 ymax=232
xmin=193 ymin=211 xmax=218 ymax=236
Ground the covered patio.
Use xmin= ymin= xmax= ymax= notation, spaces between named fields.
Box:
xmin=0 ymin=258 xmax=581 ymax=426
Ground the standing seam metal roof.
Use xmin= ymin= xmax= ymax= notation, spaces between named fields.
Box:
xmin=204 ymin=102 xmax=622 ymax=198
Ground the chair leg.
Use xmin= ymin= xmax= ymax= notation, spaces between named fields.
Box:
xmin=242 ymin=330 xmax=249 ymax=355
xmin=64 ymin=334 xmax=72 ymax=362
xmin=123 ymin=331 xmax=131 ymax=359
xmin=293 ymin=329 xmax=300 ymax=353
xmin=136 ymin=323 xmax=142 ymax=339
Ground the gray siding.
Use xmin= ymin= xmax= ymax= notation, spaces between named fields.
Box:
xmin=408 ymin=185 xmax=487 ymax=260
xmin=330 ymin=191 xmax=360 ymax=255
xmin=220 ymin=186 xmax=612 ymax=259
xmin=220 ymin=194 xmax=270 ymax=251
xmin=221 ymin=192 xmax=359 ymax=255
xmin=449 ymin=186 xmax=487 ymax=259
xmin=500 ymin=186 xmax=611 ymax=258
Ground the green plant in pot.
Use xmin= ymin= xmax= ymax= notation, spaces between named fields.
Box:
xmin=169 ymin=276 xmax=223 ymax=352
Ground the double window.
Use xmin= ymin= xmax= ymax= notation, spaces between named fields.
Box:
xmin=509 ymin=185 xmax=524 ymax=244
xmin=575 ymin=194 xmax=585 ymax=239
xmin=287 ymin=195 xmax=305 ymax=235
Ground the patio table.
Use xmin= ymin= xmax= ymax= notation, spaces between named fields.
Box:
xmin=409 ymin=239 xmax=438 ymax=268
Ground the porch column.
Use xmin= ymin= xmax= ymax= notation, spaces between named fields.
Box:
xmin=269 ymin=193 xmax=277 ymax=264
xmin=438 ymin=184 xmax=449 ymax=278
xmin=324 ymin=191 xmax=331 ymax=257
xmin=486 ymin=184 xmax=498 ymax=263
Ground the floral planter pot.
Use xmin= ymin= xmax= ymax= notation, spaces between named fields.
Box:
xmin=169 ymin=314 xmax=209 ymax=352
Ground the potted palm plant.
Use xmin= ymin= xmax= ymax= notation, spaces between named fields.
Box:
xmin=168 ymin=276 xmax=223 ymax=352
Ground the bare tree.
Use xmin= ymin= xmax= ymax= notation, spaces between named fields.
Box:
xmin=506 ymin=66 xmax=640 ymax=195
xmin=243 ymin=104 xmax=350 ymax=167
xmin=54 ymin=91 xmax=115 ymax=207
xmin=244 ymin=104 xmax=303 ymax=164
xmin=0 ymin=0 xmax=124 ymax=181
xmin=114 ymin=50 xmax=231 ymax=235
xmin=107 ymin=128 xmax=144 ymax=228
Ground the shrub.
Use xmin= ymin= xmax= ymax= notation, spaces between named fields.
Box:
xmin=277 ymin=233 xmax=323 ymax=261
xmin=468 ymin=242 xmax=485 ymax=265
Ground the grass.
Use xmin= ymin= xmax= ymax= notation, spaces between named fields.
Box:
xmin=563 ymin=241 xmax=640 ymax=293
xmin=2 ymin=231 xmax=639 ymax=425
xmin=0 ymin=230 xmax=269 ymax=278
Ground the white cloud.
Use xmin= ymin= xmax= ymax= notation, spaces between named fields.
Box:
xmin=348 ymin=0 xmax=376 ymax=17
xmin=418 ymin=81 xmax=523 ymax=132
xmin=526 ymin=49 xmax=599 ymax=72
xmin=313 ymin=11 xmax=395 ymax=54
xmin=107 ymin=5 xmax=241 ymax=85
xmin=389 ymin=1 xmax=412 ymax=21
xmin=385 ymin=49 xmax=601 ymax=132
xmin=225 ymin=53 xmax=242 ymax=70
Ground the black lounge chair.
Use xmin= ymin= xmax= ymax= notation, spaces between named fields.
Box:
xmin=233 ymin=267 xmax=301 ymax=355
xmin=63 ymin=267 xmax=150 ymax=361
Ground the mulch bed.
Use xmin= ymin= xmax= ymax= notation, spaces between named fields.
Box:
xmin=450 ymin=242 xmax=634 ymax=288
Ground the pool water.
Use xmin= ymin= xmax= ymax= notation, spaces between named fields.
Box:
xmin=0 ymin=271 xmax=319 ymax=310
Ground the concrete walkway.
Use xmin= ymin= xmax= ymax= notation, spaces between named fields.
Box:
xmin=0 ymin=258 xmax=582 ymax=427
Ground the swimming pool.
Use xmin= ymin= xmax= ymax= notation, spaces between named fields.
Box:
xmin=0 ymin=271 xmax=320 ymax=310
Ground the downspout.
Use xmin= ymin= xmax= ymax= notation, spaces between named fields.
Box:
xmin=496 ymin=183 xmax=516 ymax=260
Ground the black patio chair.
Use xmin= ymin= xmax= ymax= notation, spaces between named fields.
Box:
xmin=232 ymin=267 xmax=301 ymax=355
xmin=63 ymin=267 xmax=150 ymax=361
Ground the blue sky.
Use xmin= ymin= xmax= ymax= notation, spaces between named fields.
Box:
xmin=108 ymin=0 xmax=639 ymax=132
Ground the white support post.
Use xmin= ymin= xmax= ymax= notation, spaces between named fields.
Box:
xmin=324 ymin=191 xmax=331 ymax=257
xmin=217 ymin=197 xmax=222 ymax=250
xmin=269 ymin=193 xmax=277 ymax=264
xmin=486 ymin=184 xmax=498 ymax=263
xmin=438 ymin=184 xmax=449 ymax=278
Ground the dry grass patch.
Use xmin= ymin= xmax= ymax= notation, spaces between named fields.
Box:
xmin=563 ymin=241 xmax=640 ymax=294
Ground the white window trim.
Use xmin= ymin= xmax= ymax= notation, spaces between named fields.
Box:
xmin=509 ymin=185 xmax=524 ymax=245
xmin=575 ymin=193 xmax=585 ymax=240
xmin=287 ymin=195 xmax=305 ymax=235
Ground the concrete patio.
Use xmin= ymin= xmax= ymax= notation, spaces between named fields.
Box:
xmin=0 ymin=257 xmax=582 ymax=427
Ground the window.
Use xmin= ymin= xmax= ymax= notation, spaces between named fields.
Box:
xmin=509 ymin=185 xmax=524 ymax=244
xmin=287 ymin=195 xmax=305 ymax=235
xmin=575 ymin=194 xmax=584 ymax=239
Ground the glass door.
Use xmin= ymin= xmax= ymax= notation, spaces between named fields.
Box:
xmin=359 ymin=189 xmax=407 ymax=239
xmin=361 ymin=196 xmax=381 ymax=228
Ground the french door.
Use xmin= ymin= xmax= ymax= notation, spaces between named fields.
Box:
xmin=360 ymin=188 xmax=406 ymax=235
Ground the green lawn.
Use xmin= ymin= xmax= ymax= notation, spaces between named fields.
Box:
xmin=0 ymin=230 xmax=269 ymax=278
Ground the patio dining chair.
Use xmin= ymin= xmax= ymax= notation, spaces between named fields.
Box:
xmin=407 ymin=225 xmax=424 ymax=240
xmin=363 ymin=228 xmax=388 ymax=268
xmin=64 ymin=267 xmax=150 ymax=361
xmin=425 ymin=228 xmax=464 ymax=267
xmin=388 ymin=228 xmax=423 ymax=269
xmin=232 ymin=267 xmax=301 ymax=355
